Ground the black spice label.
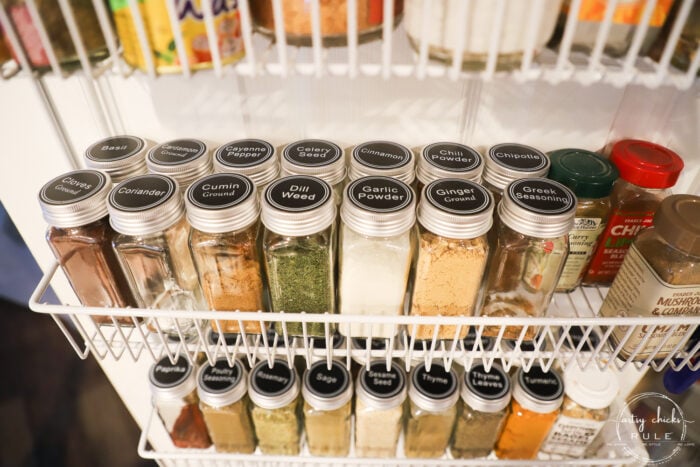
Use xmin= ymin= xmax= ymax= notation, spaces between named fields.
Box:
xmin=306 ymin=361 xmax=350 ymax=398
xmin=251 ymin=361 xmax=295 ymax=396
xmin=311 ymin=332 xmax=344 ymax=349
xmin=562 ymin=326 xmax=600 ymax=351
xmin=208 ymin=331 xmax=239 ymax=346
xmin=215 ymin=139 xmax=274 ymax=168
xmin=200 ymin=360 xmax=242 ymax=393
xmin=283 ymin=140 xmax=342 ymax=167
xmin=150 ymin=355 xmax=191 ymax=388
xmin=348 ymin=176 xmax=413 ymax=213
xmin=463 ymin=328 xmax=494 ymax=351
xmin=353 ymin=141 xmax=412 ymax=169
xmin=352 ymin=338 xmax=388 ymax=351
xmin=265 ymin=329 xmax=291 ymax=348
xmin=109 ymin=175 xmax=175 ymax=212
xmin=503 ymin=339 xmax=537 ymax=352
xmin=412 ymin=363 xmax=457 ymax=400
xmin=508 ymin=179 xmax=575 ymax=215
xmin=40 ymin=170 xmax=106 ymax=205
xmin=466 ymin=364 xmax=509 ymax=399
xmin=188 ymin=173 xmax=253 ymax=210
xmin=86 ymin=136 xmax=144 ymax=162
xmin=361 ymin=362 xmax=405 ymax=398
xmin=423 ymin=143 xmax=481 ymax=172
xmin=266 ymin=176 xmax=330 ymax=212
xmin=149 ymin=139 xmax=206 ymax=165
xmin=519 ymin=366 xmax=563 ymax=401
xmin=489 ymin=143 xmax=548 ymax=172
xmin=426 ymin=179 xmax=491 ymax=215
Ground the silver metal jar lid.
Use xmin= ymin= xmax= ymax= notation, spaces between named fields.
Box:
xmin=418 ymin=179 xmax=494 ymax=239
xmin=108 ymin=174 xmax=184 ymax=236
xmin=261 ymin=175 xmax=336 ymax=237
xmin=185 ymin=173 xmax=258 ymax=233
xmin=349 ymin=141 xmax=415 ymax=184
xmin=38 ymin=170 xmax=112 ymax=228
xmin=416 ymin=142 xmax=483 ymax=185
xmin=462 ymin=364 xmax=511 ymax=413
xmin=341 ymin=176 xmax=416 ymax=237
xmin=214 ymin=139 xmax=279 ymax=187
xmin=302 ymin=360 xmax=353 ymax=411
xmin=482 ymin=143 xmax=550 ymax=192
xmin=499 ymin=178 xmax=577 ymax=238
xmin=281 ymin=139 xmax=346 ymax=186
xmin=147 ymin=139 xmax=212 ymax=192
xmin=408 ymin=362 xmax=459 ymax=413
xmin=197 ymin=358 xmax=248 ymax=408
xmin=149 ymin=355 xmax=196 ymax=401
xmin=84 ymin=135 xmax=151 ymax=183
xmin=356 ymin=361 xmax=407 ymax=410
xmin=248 ymin=359 xmax=300 ymax=410
xmin=513 ymin=366 xmax=564 ymax=414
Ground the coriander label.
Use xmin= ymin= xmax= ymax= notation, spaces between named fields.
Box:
xmin=109 ymin=175 xmax=175 ymax=211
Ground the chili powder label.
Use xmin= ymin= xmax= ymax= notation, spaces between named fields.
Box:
xmin=423 ymin=143 xmax=482 ymax=173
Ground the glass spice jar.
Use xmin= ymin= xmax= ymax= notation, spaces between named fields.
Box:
xmin=84 ymin=135 xmax=152 ymax=184
xmin=404 ymin=362 xmax=459 ymax=458
xmin=108 ymin=174 xmax=206 ymax=339
xmin=451 ymin=363 xmax=511 ymax=459
xmin=248 ymin=358 xmax=302 ymax=455
xmin=186 ymin=173 xmax=266 ymax=335
xmin=38 ymin=170 xmax=137 ymax=324
xmin=410 ymin=179 xmax=493 ymax=340
xmin=415 ymin=142 xmax=483 ymax=197
xmin=481 ymin=143 xmax=551 ymax=207
xmin=355 ymin=361 xmax=407 ymax=458
xmin=213 ymin=139 xmax=279 ymax=192
xmin=481 ymin=178 xmax=577 ymax=340
xmin=197 ymin=358 xmax=256 ymax=453
xmin=348 ymin=141 xmax=416 ymax=186
xmin=261 ymin=175 xmax=337 ymax=337
xmin=584 ymin=139 xmax=684 ymax=285
xmin=308 ymin=331 xmax=346 ymax=364
xmin=494 ymin=365 xmax=564 ymax=460
xmin=302 ymin=360 xmax=354 ymax=456
xmin=149 ymin=354 xmax=212 ymax=449
xmin=339 ymin=176 xmax=416 ymax=338
xmin=147 ymin=139 xmax=213 ymax=194
xmin=280 ymin=139 xmax=346 ymax=205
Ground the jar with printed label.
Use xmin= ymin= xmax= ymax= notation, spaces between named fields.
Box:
xmin=214 ymin=139 xmax=279 ymax=192
xmin=280 ymin=140 xmax=346 ymax=205
xmin=600 ymin=194 xmax=700 ymax=360
xmin=84 ymin=136 xmax=152 ymax=183
xmin=414 ymin=142 xmax=483 ymax=197
xmin=348 ymin=141 xmax=416 ymax=186
xmin=481 ymin=143 xmax=550 ymax=206
xmin=147 ymin=139 xmax=213 ymax=194
xmin=584 ymin=140 xmax=684 ymax=285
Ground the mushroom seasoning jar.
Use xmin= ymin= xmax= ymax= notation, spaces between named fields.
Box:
xmin=147 ymin=139 xmax=213 ymax=194
xmin=214 ymin=139 xmax=279 ymax=192
xmin=348 ymin=141 xmax=416 ymax=186
xmin=84 ymin=135 xmax=152 ymax=183
xmin=280 ymin=139 xmax=346 ymax=205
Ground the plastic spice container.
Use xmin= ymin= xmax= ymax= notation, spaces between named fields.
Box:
xmin=349 ymin=141 xmax=416 ymax=185
xmin=451 ymin=364 xmax=511 ymax=459
xmin=410 ymin=179 xmax=493 ymax=340
xmin=415 ymin=142 xmax=483 ymax=196
xmin=339 ymin=176 xmax=416 ymax=338
xmin=280 ymin=140 xmax=346 ymax=205
xmin=186 ymin=173 xmax=266 ymax=335
xmin=584 ymin=140 xmax=684 ymax=285
xmin=355 ymin=361 xmax=407 ymax=458
xmin=84 ymin=136 xmax=152 ymax=183
xmin=481 ymin=178 xmax=577 ymax=340
xmin=248 ymin=359 xmax=302 ymax=455
xmin=197 ymin=358 xmax=255 ymax=453
xmin=540 ymin=366 xmax=619 ymax=458
xmin=149 ymin=355 xmax=212 ymax=449
xmin=147 ymin=139 xmax=213 ymax=194
xmin=548 ymin=149 xmax=618 ymax=292
xmin=261 ymin=176 xmax=337 ymax=337
xmin=38 ymin=170 xmax=137 ymax=324
xmin=302 ymin=360 xmax=354 ymax=456
xmin=482 ymin=143 xmax=551 ymax=206
xmin=108 ymin=175 xmax=206 ymax=339
xmin=494 ymin=366 xmax=564 ymax=460
xmin=404 ymin=362 xmax=459 ymax=458
xmin=213 ymin=139 xmax=279 ymax=191
xmin=600 ymin=194 xmax=700 ymax=360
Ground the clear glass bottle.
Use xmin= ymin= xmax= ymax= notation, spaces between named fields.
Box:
xmin=186 ymin=173 xmax=266 ymax=335
xmin=481 ymin=143 xmax=550 ymax=207
xmin=197 ymin=358 xmax=256 ymax=453
xmin=213 ymin=139 xmax=279 ymax=193
xmin=147 ymin=139 xmax=213 ymax=194
xmin=108 ymin=174 xmax=206 ymax=339
xmin=84 ymin=135 xmax=152 ymax=184
xmin=280 ymin=139 xmax=346 ymax=205
xmin=261 ymin=175 xmax=337 ymax=337
xmin=308 ymin=331 xmax=346 ymax=364
xmin=414 ymin=142 xmax=483 ymax=198
xmin=348 ymin=141 xmax=416 ymax=186
xmin=339 ymin=176 xmax=417 ymax=338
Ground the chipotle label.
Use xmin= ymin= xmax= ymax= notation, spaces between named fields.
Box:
xmin=489 ymin=143 xmax=549 ymax=172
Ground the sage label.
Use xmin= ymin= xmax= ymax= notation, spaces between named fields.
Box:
xmin=216 ymin=139 xmax=274 ymax=168
xmin=150 ymin=355 xmax=191 ymax=388
xmin=426 ymin=179 xmax=491 ymax=215
xmin=86 ymin=136 xmax=144 ymax=162
xmin=109 ymin=175 xmax=175 ymax=211
xmin=266 ymin=176 xmax=331 ymax=211
xmin=412 ymin=363 xmax=457 ymax=400
xmin=519 ymin=367 xmax=563 ymax=400
xmin=200 ymin=360 xmax=242 ymax=392
xmin=508 ymin=178 xmax=576 ymax=215
xmin=348 ymin=176 xmax=413 ymax=212
xmin=149 ymin=139 xmax=206 ymax=165
xmin=466 ymin=364 xmax=509 ymax=399
xmin=40 ymin=170 xmax=106 ymax=205
xmin=284 ymin=140 xmax=342 ymax=167
xmin=353 ymin=141 xmax=412 ymax=169
xmin=489 ymin=143 xmax=548 ymax=171
xmin=361 ymin=362 xmax=405 ymax=398
xmin=306 ymin=361 xmax=349 ymax=398
xmin=423 ymin=142 xmax=481 ymax=172
xmin=188 ymin=173 xmax=253 ymax=209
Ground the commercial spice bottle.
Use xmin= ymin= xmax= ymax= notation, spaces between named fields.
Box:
xmin=584 ymin=140 xmax=684 ymax=285
xmin=540 ymin=366 xmax=619 ymax=458
xmin=186 ymin=173 xmax=266 ymax=335
xmin=149 ymin=355 xmax=211 ymax=449
xmin=410 ymin=179 xmax=493 ymax=340
xmin=481 ymin=178 xmax=577 ymax=340
xmin=339 ymin=176 xmax=417 ymax=338
xmin=84 ymin=135 xmax=151 ymax=183
xmin=415 ymin=142 xmax=483 ymax=196
xmin=548 ymin=149 xmax=618 ymax=292
xmin=355 ymin=361 xmax=407 ymax=458
xmin=494 ymin=366 xmax=564 ymax=459
xmin=196 ymin=358 xmax=255 ymax=453
xmin=280 ymin=140 xmax=346 ymax=205
xmin=600 ymin=194 xmax=700 ymax=360
xmin=108 ymin=175 xmax=206 ymax=339
xmin=451 ymin=364 xmax=511 ymax=459
xmin=147 ymin=139 xmax=213 ymax=194
xmin=213 ymin=139 xmax=279 ymax=191
xmin=349 ymin=141 xmax=416 ymax=185
xmin=404 ymin=362 xmax=460 ymax=458
xmin=481 ymin=143 xmax=551 ymax=206
xmin=261 ymin=175 xmax=337 ymax=337
xmin=248 ymin=359 xmax=301 ymax=455
xmin=39 ymin=170 xmax=137 ymax=324
xmin=302 ymin=360 xmax=354 ymax=456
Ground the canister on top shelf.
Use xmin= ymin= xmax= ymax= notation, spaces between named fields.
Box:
xmin=348 ymin=141 xmax=415 ymax=185
xmin=213 ymin=139 xmax=279 ymax=191
xmin=147 ymin=139 xmax=213 ymax=194
xmin=414 ymin=142 xmax=483 ymax=197
xmin=280 ymin=140 xmax=346 ymax=205
xmin=481 ymin=143 xmax=551 ymax=206
xmin=583 ymin=139 xmax=684 ymax=285
xmin=84 ymin=135 xmax=152 ymax=183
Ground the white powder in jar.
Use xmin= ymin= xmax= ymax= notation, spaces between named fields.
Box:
xmin=354 ymin=397 xmax=404 ymax=458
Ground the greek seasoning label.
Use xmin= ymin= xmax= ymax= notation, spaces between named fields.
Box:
xmin=463 ymin=328 xmax=494 ymax=351
xmin=412 ymin=363 xmax=457 ymax=400
xmin=266 ymin=176 xmax=330 ymax=211
xmin=508 ymin=179 xmax=576 ymax=215
xmin=188 ymin=173 xmax=253 ymax=209
xmin=40 ymin=170 xmax=106 ymax=205
xmin=149 ymin=139 xmax=206 ymax=165
xmin=306 ymin=361 xmax=349 ymax=398
xmin=423 ymin=143 xmax=482 ymax=172
xmin=86 ymin=136 xmax=144 ymax=162
xmin=252 ymin=361 xmax=295 ymax=396
xmin=519 ymin=367 xmax=563 ymax=400
xmin=353 ymin=141 xmax=412 ymax=169
xmin=200 ymin=360 xmax=242 ymax=392
xmin=489 ymin=143 xmax=548 ymax=172
xmin=540 ymin=415 xmax=605 ymax=457
xmin=151 ymin=355 xmax=191 ymax=388
xmin=284 ymin=140 xmax=342 ymax=167
xmin=348 ymin=177 xmax=413 ymax=212
xmin=426 ymin=179 xmax=491 ymax=215
xmin=361 ymin=362 xmax=405 ymax=398
xmin=109 ymin=175 xmax=175 ymax=211
xmin=215 ymin=139 xmax=274 ymax=168
xmin=557 ymin=217 xmax=605 ymax=290
xmin=466 ymin=365 xmax=509 ymax=399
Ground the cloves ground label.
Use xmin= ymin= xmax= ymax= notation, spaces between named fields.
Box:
xmin=40 ymin=171 xmax=106 ymax=205
xmin=86 ymin=135 xmax=144 ymax=162
xmin=216 ymin=139 xmax=274 ymax=168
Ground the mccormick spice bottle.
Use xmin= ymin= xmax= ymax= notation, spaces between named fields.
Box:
xmin=261 ymin=176 xmax=337 ymax=337
xmin=147 ymin=139 xmax=213 ymax=194
xmin=39 ymin=170 xmax=137 ymax=324
xmin=600 ymin=194 xmax=700 ymax=360
xmin=280 ymin=140 xmax=346 ymax=205
xmin=404 ymin=362 xmax=460 ymax=458
xmin=186 ymin=173 xmax=266 ymax=335
xmin=149 ymin=355 xmax=212 ymax=449
xmin=481 ymin=143 xmax=551 ymax=206
xmin=410 ymin=179 xmax=493 ymax=340
xmin=355 ymin=361 xmax=407 ymax=458
xmin=213 ymin=139 xmax=279 ymax=192
xmin=196 ymin=358 xmax=256 ymax=453
xmin=248 ymin=359 xmax=302 ymax=455
xmin=584 ymin=140 xmax=684 ymax=285
xmin=84 ymin=135 xmax=151 ymax=183
xmin=349 ymin=141 xmax=416 ymax=185
xmin=415 ymin=142 xmax=483 ymax=196
xmin=302 ymin=360 xmax=354 ymax=456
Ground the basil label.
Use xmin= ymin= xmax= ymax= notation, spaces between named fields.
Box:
xmin=466 ymin=364 xmax=509 ymax=399
xmin=412 ymin=363 xmax=457 ymax=400
xmin=519 ymin=366 xmax=564 ymax=401
xmin=86 ymin=136 xmax=144 ymax=162
xmin=216 ymin=139 xmax=274 ymax=168
xmin=426 ymin=179 xmax=491 ymax=215
xmin=508 ymin=178 xmax=576 ymax=215
xmin=489 ymin=143 xmax=549 ymax=171
xmin=149 ymin=139 xmax=206 ymax=165
xmin=284 ymin=140 xmax=342 ymax=167
xmin=266 ymin=176 xmax=330 ymax=212
xmin=353 ymin=141 xmax=412 ymax=169
xmin=305 ymin=361 xmax=349 ymax=398
xmin=109 ymin=175 xmax=175 ymax=211
xmin=361 ymin=362 xmax=405 ymax=398
xmin=40 ymin=170 xmax=106 ymax=205
xmin=348 ymin=176 xmax=413 ymax=212
xmin=463 ymin=328 xmax=494 ymax=351
xmin=150 ymin=355 xmax=191 ymax=388
xmin=200 ymin=360 xmax=242 ymax=393
xmin=187 ymin=173 xmax=253 ymax=209
xmin=251 ymin=361 xmax=295 ymax=396
xmin=423 ymin=143 xmax=481 ymax=172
